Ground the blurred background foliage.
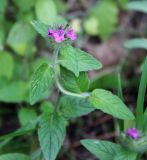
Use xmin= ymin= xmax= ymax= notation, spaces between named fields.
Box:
xmin=0 ymin=0 xmax=147 ymax=159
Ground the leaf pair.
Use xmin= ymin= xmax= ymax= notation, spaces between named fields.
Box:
xmin=58 ymin=89 xmax=134 ymax=122
xmin=30 ymin=62 xmax=135 ymax=121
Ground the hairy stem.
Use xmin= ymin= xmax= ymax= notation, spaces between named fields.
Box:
xmin=55 ymin=75 xmax=90 ymax=98
xmin=52 ymin=47 xmax=90 ymax=98
xmin=51 ymin=47 xmax=60 ymax=69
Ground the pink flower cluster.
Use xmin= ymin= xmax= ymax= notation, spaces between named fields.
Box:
xmin=127 ymin=128 xmax=139 ymax=139
xmin=48 ymin=27 xmax=77 ymax=43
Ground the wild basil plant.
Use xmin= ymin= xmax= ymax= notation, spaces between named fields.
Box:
xmin=25 ymin=20 xmax=135 ymax=160
xmin=0 ymin=20 xmax=135 ymax=160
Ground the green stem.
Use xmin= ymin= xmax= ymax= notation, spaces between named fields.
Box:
xmin=55 ymin=75 xmax=90 ymax=98
xmin=136 ymin=56 xmax=147 ymax=129
xmin=117 ymin=73 xmax=124 ymax=131
xmin=117 ymin=74 xmax=124 ymax=100
xmin=51 ymin=47 xmax=60 ymax=69
xmin=52 ymin=47 xmax=90 ymax=99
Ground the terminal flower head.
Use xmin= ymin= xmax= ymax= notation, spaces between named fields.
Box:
xmin=127 ymin=128 xmax=139 ymax=139
xmin=48 ymin=25 xmax=77 ymax=43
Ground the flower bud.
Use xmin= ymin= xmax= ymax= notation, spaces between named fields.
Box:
xmin=119 ymin=129 xmax=147 ymax=153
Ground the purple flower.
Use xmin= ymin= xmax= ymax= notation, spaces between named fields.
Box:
xmin=48 ymin=27 xmax=65 ymax=43
xmin=66 ymin=28 xmax=77 ymax=41
xmin=48 ymin=26 xmax=77 ymax=43
xmin=48 ymin=29 xmax=56 ymax=38
xmin=54 ymin=27 xmax=65 ymax=43
xmin=127 ymin=128 xmax=139 ymax=139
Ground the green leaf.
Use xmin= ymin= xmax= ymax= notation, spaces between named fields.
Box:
xmin=127 ymin=1 xmax=147 ymax=13
xmin=60 ymin=66 xmax=89 ymax=93
xmin=54 ymin=0 xmax=66 ymax=13
xmin=30 ymin=63 xmax=54 ymax=105
xmin=136 ymin=56 xmax=147 ymax=128
xmin=18 ymin=108 xmax=37 ymax=126
xmin=14 ymin=0 xmax=36 ymax=12
xmin=89 ymin=73 xmax=118 ymax=91
xmin=84 ymin=17 xmax=99 ymax=36
xmin=89 ymin=89 xmax=135 ymax=120
xmin=118 ymin=0 xmax=128 ymax=8
xmin=81 ymin=139 xmax=121 ymax=160
xmin=40 ymin=101 xmax=54 ymax=114
xmin=16 ymin=11 xmax=35 ymax=22
xmin=31 ymin=149 xmax=42 ymax=160
xmin=0 ymin=81 xmax=29 ymax=103
xmin=35 ymin=0 xmax=57 ymax=24
xmin=124 ymin=39 xmax=147 ymax=50
xmin=55 ymin=16 xmax=67 ymax=25
xmin=60 ymin=45 xmax=102 ymax=77
xmin=38 ymin=113 xmax=67 ymax=160
xmin=31 ymin=20 xmax=50 ymax=38
xmin=0 ymin=51 xmax=14 ymax=79
xmin=82 ymin=139 xmax=137 ymax=160
xmin=89 ymin=1 xmax=118 ymax=39
xmin=12 ymin=58 xmax=30 ymax=80
xmin=0 ymin=0 xmax=7 ymax=20
xmin=0 ymin=25 xmax=5 ymax=50
xmin=114 ymin=149 xmax=137 ymax=160
xmin=143 ymin=108 xmax=147 ymax=131
xmin=7 ymin=21 xmax=36 ymax=56
xmin=59 ymin=96 xmax=95 ymax=119
xmin=0 ymin=153 xmax=30 ymax=160
xmin=31 ymin=57 xmax=50 ymax=73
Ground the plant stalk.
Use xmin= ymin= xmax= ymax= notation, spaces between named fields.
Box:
xmin=52 ymin=47 xmax=90 ymax=99
xmin=117 ymin=73 xmax=124 ymax=132
xmin=136 ymin=56 xmax=147 ymax=129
